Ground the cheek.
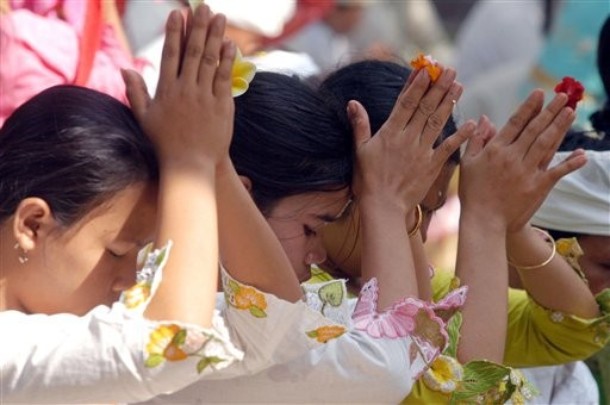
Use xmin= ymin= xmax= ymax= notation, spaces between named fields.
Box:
xmin=578 ymin=257 xmax=610 ymax=295
xmin=40 ymin=242 xmax=115 ymax=312
xmin=278 ymin=237 xmax=306 ymax=269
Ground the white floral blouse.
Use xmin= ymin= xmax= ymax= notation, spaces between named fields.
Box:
xmin=1 ymin=243 xmax=240 ymax=404
xmin=138 ymin=270 xmax=462 ymax=404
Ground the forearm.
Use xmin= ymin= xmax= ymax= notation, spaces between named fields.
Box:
xmin=145 ymin=163 xmax=218 ymax=328
xmin=507 ymin=226 xmax=599 ymax=318
xmin=216 ymin=160 xmax=302 ymax=302
xmin=359 ymin=196 xmax=418 ymax=310
xmin=455 ymin=211 xmax=507 ymax=363
xmin=410 ymin=231 xmax=432 ymax=301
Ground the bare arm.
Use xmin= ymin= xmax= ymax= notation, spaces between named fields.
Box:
xmin=348 ymin=67 xmax=471 ymax=309
xmin=455 ymin=92 xmax=587 ymax=362
xmin=409 ymin=217 xmax=432 ymax=301
xmin=215 ymin=159 xmax=303 ymax=302
xmin=507 ymin=225 xmax=599 ymax=318
xmin=125 ymin=6 xmax=233 ymax=327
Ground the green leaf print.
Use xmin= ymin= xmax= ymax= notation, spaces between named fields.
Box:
xmin=318 ymin=281 xmax=344 ymax=307
xmin=249 ymin=306 xmax=267 ymax=318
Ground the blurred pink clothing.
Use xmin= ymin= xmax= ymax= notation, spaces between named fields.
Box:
xmin=0 ymin=4 xmax=140 ymax=126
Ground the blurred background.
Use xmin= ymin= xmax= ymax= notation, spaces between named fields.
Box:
xmin=1 ymin=0 xmax=608 ymax=271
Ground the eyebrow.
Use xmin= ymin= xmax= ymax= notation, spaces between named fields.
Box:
xmin=317 ymin=213 xmax=341 ymax=223
xmin=316 ymin=198 xmax=354 ymax=223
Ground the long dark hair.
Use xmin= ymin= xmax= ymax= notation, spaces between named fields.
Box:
xmin=0 ymin=85 xmax=158 ymax=225
xmin=231 ymin=72 xmax=353 ymax=215
xmin=318 ymin=59 xmax=461 ymax=165
xmin=589 ymin=16 xmax=610 ymax=137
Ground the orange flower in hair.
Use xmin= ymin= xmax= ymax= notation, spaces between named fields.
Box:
xmin=410 ymin=53 xmax=442 ymax=83
xmin=554 ymin=76 xmax=585 ymax=109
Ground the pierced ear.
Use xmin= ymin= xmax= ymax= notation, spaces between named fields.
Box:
xmin=238 ymin=175 xmax=253 ymax=193
xmin=12 ymin=198 xmax=55 ymax=252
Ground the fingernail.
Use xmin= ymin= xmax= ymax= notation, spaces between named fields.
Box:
xmin=347 ymin=101 xmax=355 ymax=118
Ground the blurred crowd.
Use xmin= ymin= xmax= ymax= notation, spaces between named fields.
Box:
xmin=1 ymin=0 xmax=607 ymax=272
xmin=1 ymin=1 xmax=610 ymax=404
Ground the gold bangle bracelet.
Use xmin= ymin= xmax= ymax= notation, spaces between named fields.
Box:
xmin=408 ymin=204 xmax=423 ymax=238
xmin=508 ymin=227 xmax=556 ymax=270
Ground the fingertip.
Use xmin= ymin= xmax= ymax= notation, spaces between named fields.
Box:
xmin=463 ymin=119 xmax=477 ymax=134
xmin=347 ymin=100 xmax=362 ymax=119
xmin=120 ymin=68 xmax=130 ymax=85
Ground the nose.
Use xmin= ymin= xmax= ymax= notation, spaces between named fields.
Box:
xmin=111 ymin=256 xmax=138 ymax=293
xmin=305 ymin=240 xmax=328 ymax=266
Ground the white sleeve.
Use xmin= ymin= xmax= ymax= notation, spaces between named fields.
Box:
xmin=139 ymin=277 xmax=459 ymax=404
xmin=205 ymin=267 xmax=356 ymax=378
xmin=0 ymin=243 xmax=242 ymax=404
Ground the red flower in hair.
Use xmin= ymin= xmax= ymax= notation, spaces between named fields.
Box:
xmin=554 ymin=77 xmax=585 ymax=109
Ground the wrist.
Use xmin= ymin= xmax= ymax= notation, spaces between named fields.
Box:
xmin=459 ymin=209 xmax=507 ymax=235
xmin=160 ymin=158 xmax=216 ymax=179
xmin=358 ymin=195 xmax=409 ymax=218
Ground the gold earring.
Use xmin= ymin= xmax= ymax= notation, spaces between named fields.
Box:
xmin=14 ymin=243 xmax=29 ymax=264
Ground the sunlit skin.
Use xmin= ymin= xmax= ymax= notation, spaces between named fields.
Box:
xmin=265 ymin=189 xmax=352 ymax=283
xmin=322 ymin=163 xmax=457 ymax=281
xmin=324 ymin=162 xmax=609 ymax=299
xmin=0 ymin=184 xmax=157 ymax=315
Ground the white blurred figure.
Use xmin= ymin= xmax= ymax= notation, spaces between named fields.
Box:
xmin=134 ymin=0 xmax=318 ymax=95
xmin=347 ymin=1 xmax=454 ymax=65
xmin=454 ymin=0 xmax=547 ymax=86
xmin=281 ymin=0 xmax=366 ymax=73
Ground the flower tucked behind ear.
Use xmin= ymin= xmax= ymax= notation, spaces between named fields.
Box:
xmin=410 ymin=53 xmax=442 ymax=83
xmin=232 ymin=48 xmax=256 ymax=97
xmin=554 ymin=76 xmax=585 ymax=109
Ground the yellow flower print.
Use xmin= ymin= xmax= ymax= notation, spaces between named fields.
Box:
xmin=306 ymin=325 xmax=346 ymax=343
xmin=555 ymin=237 xmax=587 ymax=281
xmin=232 ymin=48 xmax=256 ymax=97
xmin=423 ymin=355 xmax=464 ymax=393
xmin=232 ymin=284 xmax=267 ymax=318
xmin=145 ymin=324 xmax=188 ymax=368
xmin=122 ymin=282 xmax=151 ymax=310
xmin=145 ymin=324 xmax=228 ymax=374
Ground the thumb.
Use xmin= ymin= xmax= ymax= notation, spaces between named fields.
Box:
xmin=348 ymin=100 xmax=371 ymax=150
xmin=121 ymin=69 xmax=152 ymax=122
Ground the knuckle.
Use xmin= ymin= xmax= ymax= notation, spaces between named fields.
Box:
xmin=426 ymin=114 xmax=444 ymax=132
xmin=185 ymin=44 xmax=204 ymax=58
xmin=535 ymin=135 xmax=553 ymax=150
xmin=417 ymin=101 xmax=435 ymax=117
xmin=398 ymin=95 xmax=419 ymax=112
xmin=201 ymin=53 xmax=218 ymax=66
xmin=439 ymin=139 xmax=455 ymax=155
xmin=507 ymin=113 xmax=527 ymax=130
xmin=162 ymin=44 xmax=180 ymax=60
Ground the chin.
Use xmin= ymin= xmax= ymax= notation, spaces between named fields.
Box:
xmin=297 ymin=269 xmax=312 ymax=284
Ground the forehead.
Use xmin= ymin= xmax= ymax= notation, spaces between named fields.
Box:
xmin=268 ymin=189 xmax=351 ymax=221
xmin=64 ymin=184 xmax=157 ymax=244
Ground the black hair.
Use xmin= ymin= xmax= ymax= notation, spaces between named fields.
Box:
xmin=317 ymin=59 xmax=461 ymax=165
xmin=559 ymin=129 xmax=610 ymax=152
xmin=0 ymin=85 xmax=158 ymax=225
xmin=589 ymin=16 xmax=610 ymax=137
xmin=231 ymin=72 xmax=353 ymax=215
